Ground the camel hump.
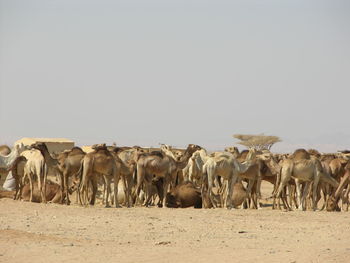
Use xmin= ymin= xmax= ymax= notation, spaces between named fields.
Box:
xmin=149 ymin=151 xmax=165 ymax=158
xmin=291 ymin=149 xmax=310 ymax=161
xmin=69 ymin=147 xmax=85 ymax=154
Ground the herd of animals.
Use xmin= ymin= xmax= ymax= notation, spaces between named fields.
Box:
xmin=1 ymin=141 xmax=350 ymax=212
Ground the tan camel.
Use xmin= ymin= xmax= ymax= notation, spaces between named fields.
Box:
xmin=201 ymin=149 xmax=257 ymax=209
xmin=135 ymin=144 xmax=201 ymax=207
xmin=57 ymin=147 xmax=86 ymax=204
xmin=30 ymin=142 xmax=65 ymax=203
xmin=77 ymin=144 xmax=120 ymax=207
xmin=276 ymin=149 xmax=339 ymax=211
xmin=109 ymin=148 xmax=137 ymax=207
xmin=326 ymin=160 xmax=350 ymax=211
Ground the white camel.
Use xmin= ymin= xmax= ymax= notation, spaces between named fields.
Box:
xmin=184 ymin=148 xmax=209 ymax=185
xmin=202 ymin=149 xmax=257 ymax=209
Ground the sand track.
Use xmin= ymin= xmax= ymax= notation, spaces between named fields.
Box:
xmin=1 ymin=197 xmax=350 ymax=263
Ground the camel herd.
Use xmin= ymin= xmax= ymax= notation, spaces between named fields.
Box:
xmin=1 ymin=141 xmax=350 ymax=212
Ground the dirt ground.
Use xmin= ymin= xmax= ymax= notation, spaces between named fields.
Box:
xmin=0 ymin=182 xmax=350 ymax=263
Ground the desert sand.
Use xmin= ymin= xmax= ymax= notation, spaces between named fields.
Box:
xmin=0 ymin=182 xmax=349 ymax=263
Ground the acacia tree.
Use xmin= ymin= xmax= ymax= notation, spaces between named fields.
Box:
xmin=233 ymin=134 xmax=281 ymax=150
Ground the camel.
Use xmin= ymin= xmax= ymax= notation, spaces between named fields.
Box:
xmin=184 ymin=148 xmax=209 ymax=186
xmin=56 ymin=147 xmax=86 ymax=204
xmin=109 ymin=148 xmax=137 ymax=207
xmin=0 ymin=145 xmax=11 ymax=155
xmin=30 ymin=142 xmax=65 ymax=203
xmin=8 ymin=156 xmax=27 ymax=200
xmin=326 ymin=162 xmax=350 ymax=211
xmin=135 ymin=144 xmax=201 ymax=208
xmin=18 ymin=148 xmax=47 ymax=202
xmin=77 ymin=144 xmax=120 ymax=207
xmin=165 ymin=181 xmax=202 ymax=208
xmin=275 ymin=149 xmax=339 ymax=211
xmin=0 ymin=145 xmax=11 ymax=179
xmin=201 ymin=149 xmax=257 ymax=209
xmin=0 ymin=143 xmax=27 ymax=170
xmin=20 ymin=181 xmax=66 ymax=203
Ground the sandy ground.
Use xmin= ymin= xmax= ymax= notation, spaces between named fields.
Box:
xmin=1 ymin=183 xmax=350 ymax=263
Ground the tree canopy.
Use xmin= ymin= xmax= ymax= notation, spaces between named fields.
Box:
xmin=233 ymin=134 xmax=281 ymax=150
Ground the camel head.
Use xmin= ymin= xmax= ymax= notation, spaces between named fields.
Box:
xmin=245 ymin=148 xmax=257 ymax=163
xmin=259 ymin=153 xmax=281 ymax=175
xmin=13 ymin=142 xmax=28 ymax=153
xmin=30 ymin=142 xmax=49 ymax=153
xmin=186 ymin=144 xmax=202 ymax=155
xmin=326 ymin=196 xmax=340 ymax=212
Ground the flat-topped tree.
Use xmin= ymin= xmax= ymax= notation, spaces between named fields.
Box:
xmin=233 ymin=134 xmax=281 ymax=151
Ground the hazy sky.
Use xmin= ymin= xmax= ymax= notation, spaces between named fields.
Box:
xmin=1 ymin=0 xmax=349 ymax=152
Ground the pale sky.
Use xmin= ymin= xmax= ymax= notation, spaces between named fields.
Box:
xmin=1 ymin=0 xmax=349 ymax=152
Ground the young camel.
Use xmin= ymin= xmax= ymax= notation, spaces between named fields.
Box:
xmin=135 ymin=144 xmax=201 ymax=208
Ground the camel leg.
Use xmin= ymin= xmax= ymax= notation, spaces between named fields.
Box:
xmin=63 ymin=170 xmax=70 ymax=205
xmin=345 ymin=184 xmax=350 ymax=212
xmin=162 ymin=176 xmax=170 ymax=208
xmin=134 ymin=165 xmax=145 ymax=206
xmin=312 ymin=177 xmax=320 ymax=211
xmin=114 ymin=173 xmax=121 ymax=208
xmin=89 ymin=177 xmax=97 ymax=206
xmin=28 ymin=173 xmax=34 ymax=202
xmin=226 ymin=177 xmax=234 ymax=209
xmin=41 ymin=165 xmax=47 ymax=203
xmin=104 ymin=176 xmax=111 ymax=207
xmin=301 ymin=182 xmax=310 ymax=211
xmin=208 ymin=171 xmax=217 ymax=208
xmin=245 ymin=179 xmax=254 ymax=209
xmin=256 ymin=177 xmax=262 ymax=209
xmin=295 ymin=179 xmax=303 ymax=211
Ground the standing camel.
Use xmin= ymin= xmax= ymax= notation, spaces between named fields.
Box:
xmin=57 ymin=147 xmax=86 ymax=204
xmin=202 ymin=149 xmax=257 ymax=209
xmin=135 ymin=144 xmax=201 ymax=208
xmin=275 ymin=149 xmax=339 ymax=211
xmin=77 ymin=144 xmax=120 ymax=207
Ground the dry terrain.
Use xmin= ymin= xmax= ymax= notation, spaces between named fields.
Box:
xmin=0 ymin=182 xmax=350 ymax=263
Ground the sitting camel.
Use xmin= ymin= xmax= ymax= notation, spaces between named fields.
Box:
xmin=20 ymin=181 xmax=66 ymax=203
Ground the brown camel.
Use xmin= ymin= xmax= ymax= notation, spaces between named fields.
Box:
xmin=57 ymin=147 xmax=86 ymax=204
xmin=135 ymin=144 xmax=201 ymax=208
xmin=110 ymin=148 xmax=137 ymax=207
xmin=327 ymin=162 xmax=350 ymax=211
xmin=77 ymin=144 xmax=120 ymax=207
